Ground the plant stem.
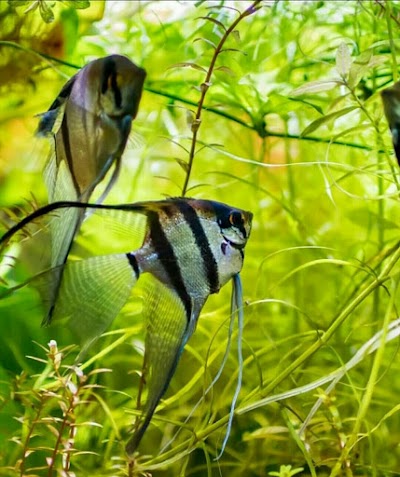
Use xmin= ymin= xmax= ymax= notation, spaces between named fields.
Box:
xmin=181 ymin=0 xmax=262 ymax=196
xmin=145 ymin=86 xmax=377 ymax=152
xmin=20 ymin=395 xmax=45 ymax=477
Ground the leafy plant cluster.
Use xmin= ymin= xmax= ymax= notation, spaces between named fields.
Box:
xmin=1 ymin=1 xmax=400 ymax=476
xmin=7 ymin=0 xmax=90 ymax=24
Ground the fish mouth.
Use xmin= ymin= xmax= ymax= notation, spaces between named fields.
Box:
xmin=223 ymin=236 xmax=247 ymax=250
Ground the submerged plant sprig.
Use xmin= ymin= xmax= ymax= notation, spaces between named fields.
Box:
xmin=1 ymin=340 xmax=106 ymax=477
xmin=180 ymin=0 xmax=262 ymax=196
xmin=7 ymin=0 xmax=91 ymax=24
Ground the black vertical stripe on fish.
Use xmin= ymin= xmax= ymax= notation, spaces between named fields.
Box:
xmin=101 ymin=57 xmax=116 ymax=94
xmin=59 ymin=119 xmax=80 ymax=195
xmin=48 ymin=77 xmax=76 ymax=111
xmin=174 ymin=200 xmax=220 ymax=294
xmin=147 ymin=210 xmax=192 ymax=321
xmin=126 ymin=252 xmax=140 ymax=279
xmin=101 ymin=56 xmax=122 ymax=110
xmin=110 ymin=71 xmax=122 ymax=109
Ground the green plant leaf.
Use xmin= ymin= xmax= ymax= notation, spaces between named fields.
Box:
xmin=174 ymin=157 xmax=189 ymax=172
xmin=193 ymin=37 xmax=217 ymax=49
xmin=38 ymin=0 xmax=54 ymax=22
xmin=291 ymin=79 xmax=343 ymax=96
xmin=198 ymin=15 xmax=227 ymax=31
xmin=335 ymin=41 xmax=352 ymax=78
xmin=215 ymin=65 xmax=236 ymax=76
xmin=232 ymin=29 xmax=240 ymax=42
xmin=169 ymin=62 xmax=207 ymax=72
xmin=301 ymin=106 xmax=357 ymax=136
xmin=61 ymin=0 xmax=90 ymax=8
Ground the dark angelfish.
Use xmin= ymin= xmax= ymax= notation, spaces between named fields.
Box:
xmin=381 ymin=82 xmax=400 ymax=165
xmin=37 ymin=54 xmax=146 ymax=317
xmin=0 ymin=198 xmax=252 ymax=455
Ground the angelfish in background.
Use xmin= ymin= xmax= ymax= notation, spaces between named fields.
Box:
xmin=38 ymin=54 xmax=146 ymax=315
xmin=381 ymin=82 xmax=400 ymax=165
xmin=0 ymin=197 xmax=252 ymax=455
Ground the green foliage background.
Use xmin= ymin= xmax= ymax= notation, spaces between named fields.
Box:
xmin=1 ymin=1 xmax=400 ymax=476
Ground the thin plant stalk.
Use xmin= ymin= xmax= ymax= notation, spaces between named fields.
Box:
xmin=181 ymin=0 xmax=262 ymax=196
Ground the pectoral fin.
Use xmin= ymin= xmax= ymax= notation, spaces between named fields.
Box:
xmin=125 ymin=278 xmax=191 ymax=455
xmin=36 ymin=75 xmax=76 ymax=137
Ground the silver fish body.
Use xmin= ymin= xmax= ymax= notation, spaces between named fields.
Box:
xmin=0 ymin=197 xmax=252 ymax=455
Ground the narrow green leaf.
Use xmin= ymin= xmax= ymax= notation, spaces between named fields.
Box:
xmin=61 ymin=0 xmax=90 ymax=8
xmin=193 ymin=37 xmax=217 ymax=49
xmin=169 ymin=62 xmax=207 ymax=73
xmin=348 ymin=51 xmax=386 ymax=89
xmin=163 ymin=137 xmax=190 ymax=154
xmin=332 ymin=123 xmax=372 ymax=141
xmin=220 ymin=48 xmax=246 ymax=55
xmin=291 ymin=80 xmax=343 ymax=96
xmin=301 ymin=106 xmax=357 ymax=137
xmin=348 ymin=63 xmax=369 ymax=90
xmin=335 ymin=41 xmax=352 ymax=78
xmin=197 ymin=15 xmax=227 ymax=31
xmin=288 ymin=98 xmax=324 ymax=115
xmin=215 ymin=65 xmax=236 ymax=76
xmin=328 ymin=92 xmax=351 ymax=111
xmin=39 ymin=0 xmax=54 ymax=23
xmin=206 ymin=4 xmax=240 ymax=14
xmin=174 ymin=158 xmax=189 ymax=172
xmin=232 ymin=29 xmax=241 ymax=43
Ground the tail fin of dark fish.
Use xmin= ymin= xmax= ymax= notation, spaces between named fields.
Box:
xmin=125 ymin=278 xmax=191 ymax=455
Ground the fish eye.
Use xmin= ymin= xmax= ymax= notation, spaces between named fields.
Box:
xmin=229 ymin=211 xmax=244 ymax=227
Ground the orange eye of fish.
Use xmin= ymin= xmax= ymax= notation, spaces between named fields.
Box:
xmin=229 ymin=212 xmax=244 ymax=227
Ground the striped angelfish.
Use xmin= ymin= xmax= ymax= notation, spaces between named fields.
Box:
xmin=37 ymin=54 xmax=146 ymax=319
xmin=0 ymin=197 xmax=252 ymax=454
